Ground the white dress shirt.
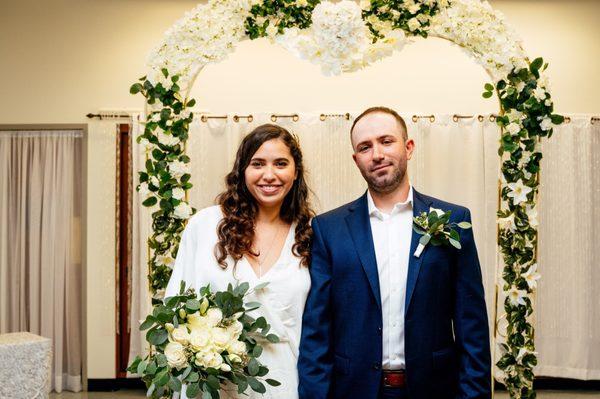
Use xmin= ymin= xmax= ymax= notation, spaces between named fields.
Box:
xmin=367 ymin=186 xmax=414 ymax=370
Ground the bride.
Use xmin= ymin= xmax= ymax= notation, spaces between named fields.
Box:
xmin=165 ymin=124 xmax=314 ymax=398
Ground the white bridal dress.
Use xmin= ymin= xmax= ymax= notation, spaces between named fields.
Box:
xmin=165 ymin=205 xmax=311 ymax=399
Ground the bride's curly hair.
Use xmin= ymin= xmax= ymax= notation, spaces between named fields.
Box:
xmin=214 ymin=124 xmax=315 ymax=268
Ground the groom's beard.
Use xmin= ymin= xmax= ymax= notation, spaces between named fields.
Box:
xmin=362 ymin=161 xmax=406 ymax=194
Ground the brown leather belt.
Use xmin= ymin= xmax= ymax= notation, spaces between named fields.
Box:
xmin=382 ymin=370 xmax=406 ymax=388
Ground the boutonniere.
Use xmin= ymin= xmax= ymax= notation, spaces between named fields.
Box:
xmin=412 ymin=207 xmax=472 ymax=258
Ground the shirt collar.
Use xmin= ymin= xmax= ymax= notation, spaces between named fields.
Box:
xmin=367 ymin=185 xmax=414 ymax=219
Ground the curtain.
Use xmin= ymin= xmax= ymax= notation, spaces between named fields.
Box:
xmin=128 ymin=115 xmax=153 ymax=374
xmin=0 ymin=129 xmax=83 ymax=392
xmin=535 ymin=116 xmax=600 ymax=379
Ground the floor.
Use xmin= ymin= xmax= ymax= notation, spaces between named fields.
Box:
xmin=50 ymin=389 xmax=600 ymax=398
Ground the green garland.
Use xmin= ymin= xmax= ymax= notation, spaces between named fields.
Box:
xmin=131 ymin=69 xmax=197 ymax=298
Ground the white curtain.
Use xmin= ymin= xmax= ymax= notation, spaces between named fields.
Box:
xmin=0 ymin=130 xmax=83 ymax=392
xmin=129 ymin=112 xmax=600 ymax=380
xmin=128 ymin=115 xmax=153 ymax=374
xmin=535 ymin=116 xmax=600 ymax=379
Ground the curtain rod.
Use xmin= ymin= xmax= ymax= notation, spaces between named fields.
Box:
xmin=86 ymin=112 xmax=599 ymax=124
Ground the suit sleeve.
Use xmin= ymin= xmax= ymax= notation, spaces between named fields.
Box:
xmin=454 ymin=208 xmax=492 ymax=399
xmin=297 ymin=217 xmax=334 ymax=399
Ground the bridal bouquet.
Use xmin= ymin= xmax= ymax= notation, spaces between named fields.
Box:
xmin=128 ymin=281 xmax=281 ymax=398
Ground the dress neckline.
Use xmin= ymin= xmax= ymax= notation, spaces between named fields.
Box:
xmin=243 ymin=222 xmax=296 ymax=281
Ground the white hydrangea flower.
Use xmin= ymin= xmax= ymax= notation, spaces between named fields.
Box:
xmin=276 ymin=1 xmax=406 ymax=75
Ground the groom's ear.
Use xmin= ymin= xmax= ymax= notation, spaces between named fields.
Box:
xmin=405 ymin=138 xmax=415 ymax=160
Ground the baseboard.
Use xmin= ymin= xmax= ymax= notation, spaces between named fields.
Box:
xmin=88 ymin=377 xmax=600 ymax=392
xmin=87 ymin=378 xmax=146 ymax=391
xmin=495 ymin=377 xmax=600 ymax=391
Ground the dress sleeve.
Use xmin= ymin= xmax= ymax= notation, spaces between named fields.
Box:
xmin=165 ymin=212 xmax=201 ymax=298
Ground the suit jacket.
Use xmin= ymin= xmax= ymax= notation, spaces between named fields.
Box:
xmin=297 ymin=189 xmax=491 ymax=399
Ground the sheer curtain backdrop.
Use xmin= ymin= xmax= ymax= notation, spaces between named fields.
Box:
xmin=535 ymin=116 xmax=600 ymax=379
xmin=0 ymin=130 xmax=83 ymax=392
xmin=128 ymin=112 xmax=599 ymax=380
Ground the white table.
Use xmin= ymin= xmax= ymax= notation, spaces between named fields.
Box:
xmin=0 ymin=332 xmax=52 ymax=399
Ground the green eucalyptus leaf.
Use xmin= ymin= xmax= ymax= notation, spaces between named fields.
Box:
xmin=266 ymin=333 xmax=280 ymax=343
xmin=169 ymin=376 xmax=182 ymax=392
xmin=248 ymin=358 xmax=260 ymax=376
xmin=457 ymin=221 xmax=472 ymax=229
xmin=186 ymin=382 xmax=200 ymax=398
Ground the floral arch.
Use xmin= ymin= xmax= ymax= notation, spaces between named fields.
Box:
xmin=130 ymin=0 xmax=564 ymax=397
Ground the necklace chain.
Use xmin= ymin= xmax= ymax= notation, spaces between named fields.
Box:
xmin=253 ymin=223 xmax=284 ymax=278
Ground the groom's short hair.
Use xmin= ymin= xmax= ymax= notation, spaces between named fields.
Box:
xmin=350 ymin=106 xmax=408 ymax=141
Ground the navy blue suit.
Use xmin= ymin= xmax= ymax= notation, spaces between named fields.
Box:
xmin=298 ymin=189 xmax=491 ymax=399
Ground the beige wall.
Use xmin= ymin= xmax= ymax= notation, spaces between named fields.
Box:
xmin=1 ymin=0 xmax=598 ymax=380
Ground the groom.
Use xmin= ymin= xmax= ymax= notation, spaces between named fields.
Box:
xmin=298 ymin=106 xmax=491 ymax=399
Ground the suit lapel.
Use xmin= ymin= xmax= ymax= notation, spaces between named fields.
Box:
xmin=345 ymin=193 xmax=382 ymax=310
xmin=405 ymin=189 xmax=433 ymax=313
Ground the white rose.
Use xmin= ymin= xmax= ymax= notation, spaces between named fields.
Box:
xmin=227 ymin=340 xmax=247 ymax=356
xmin=170 ymin=325 xmax=190 ymax=344
xmin=169 ymin=160 xmax=189 ymax=179
xmin=539 ymin=116 xmax=552 ymax=131
xmin=506 ymin=122 xmax=521 ymax=136
xmin=407 ymin=17 xmax=421 ymax=32
xmin=206 ymin=308 xmax=223 ymax=327
xmin=532 ymin=86 xmax=546 ymax=102
xmin=172 ymin=187 xmax=185 ymax=200
xmin=187 ymin=312 xmax=209 ymax=330
xmin=211 ymin=327 xmax=232 ymax=352
xmin=408 ymin=3 xmax=420 ymax=13
xmin=157 ymin=131 xmax=180 ymax=147
xmin=164 ymin=342 xmax=188 ymax=370
xmin=195 ymin=351 xmax=223 ymax=369
xmin=227 ymin=353 xmax=243 ymax=364
xmin=220 ymin=363 xmax=232 ymax=372
xmin=174 ymin=202 xmax=192 ymax=219
xmin=226 ymin=321 xmax=244 ymax=340
xmin=189 ymin=328 xmax=212 ymax=352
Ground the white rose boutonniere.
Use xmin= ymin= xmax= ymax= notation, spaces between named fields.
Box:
xmin=412 ymin=207 xmax=472 ymax=258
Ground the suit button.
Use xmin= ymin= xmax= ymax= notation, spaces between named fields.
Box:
xmin=377 ymin=327 xmax=382 ymax=335
xmin=372 ymin=363 xmax=381 ymax=370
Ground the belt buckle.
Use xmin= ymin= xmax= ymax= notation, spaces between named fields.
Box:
xmin=382 ymin=370 xmax=406 ymax=388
